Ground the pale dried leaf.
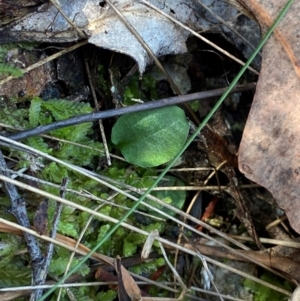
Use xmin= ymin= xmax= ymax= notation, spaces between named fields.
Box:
xmin=121 ymin=265 xmax=142 ymax=301
xmin=0 ymin=0 xmax=257 ymax=73
xmin=238 ymin=0 xmax=300 ymax=233
xmin=290 ymin=286 xmax=300 ymax=301
xmin=141 ymin=230 xmax=159 ymax=260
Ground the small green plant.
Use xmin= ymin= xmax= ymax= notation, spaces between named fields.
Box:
xmin=111 ymin=106 xmax=189 ymax=167
xmin=0 ymin=233 xmax=19 ymax=268
xmin=0 ymin=63 xmax=23 ymax=77
xmin=4 ymin=97 xmax=104 ymax=168
xmin=244 ymin=272 xmax=292 ymax=301
xmin=123 ymin=73 xmax=158 ymax=105
xmin=96 ymin=289 xmax=118 ymax=301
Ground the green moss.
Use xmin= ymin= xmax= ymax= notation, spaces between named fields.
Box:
xmin=244 ymin=272 xmax=293 ymax=301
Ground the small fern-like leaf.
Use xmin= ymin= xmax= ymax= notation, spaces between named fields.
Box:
xmin=73 ymin=287 xmax=95 ymax=301
xmin=0 ymin=263 xmax=31 ymax=286
xmin=29 ymin=97 xmax=42 ymax=127
xmin=42 ymin=162 xmax=69 ymax=183
xmin=68 ymin=123 xmax=91 ymax=142
xmin=42 ymin=99 xmax=92 ymax=120
xmin=49 ymin=255 xmax=89 ymax=277
xmin=26 ymin=137 xmax=52 ymax=154
xmin=96 ymin=290 xmax=118 ymax=301
xmin=58 ymin=221 xmax=79 ymax=238
xmin=0 ymin=63 xmax=23 ymax=77
xmin=0 ymin=106 xmax=28 ymax=128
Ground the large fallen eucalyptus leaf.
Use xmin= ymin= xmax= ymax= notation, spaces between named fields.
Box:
xmin=238 ymin=1 xmax=300 ymax=233
xmin=0 ymin=0 xmax=260 ymax=73
xmin=111 ymin=106 xmax=189 ymax=167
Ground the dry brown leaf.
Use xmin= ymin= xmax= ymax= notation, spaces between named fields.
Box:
xmin=238 ymin=0 xmax=300 ymax=233
xmin=114 ymin=256 xmax=142 ymax=301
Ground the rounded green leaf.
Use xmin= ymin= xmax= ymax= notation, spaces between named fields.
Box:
xmin=111 ymin=106 xmax=189 ymax=167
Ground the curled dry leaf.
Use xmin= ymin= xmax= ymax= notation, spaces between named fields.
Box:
xmin=238 ymin=1 xmax=300 ymax=233
xmin=0 ymin=0 xmax=257 ymax=73
xmin=141 ymin=230 xmax=159 ymax=260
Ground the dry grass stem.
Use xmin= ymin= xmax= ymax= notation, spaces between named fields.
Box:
xmin=141 ymin=0 xmax=259 ymax=75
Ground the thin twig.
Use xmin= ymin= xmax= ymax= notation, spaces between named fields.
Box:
xmin=33 ymin=178 xmax=70 ymax=300
xmin=140 ymin=0 xmax=259 ymax=75
xmin=229 ymin=235 xmax=300 ymax=249
xmin=195 ymin=0 xmax=261 ymax=57
xmin=157 ymin=233 xmax=187 ymax=297
xmin=0 ymin=124 xmax=125 ymax=161
xmin=0 ymin=216 xmax=292 ymax=297
xmin=4 ymin=83 xmax=256 ymax=142
xmin=0 ymin=173 xmax=289 ymax=282
xmin=0 ymin=41 xmax=88 ymax=85
xmin=0 ymin=136 xmax=254 ymax=252
xmin=183 ymin=234 xmax=224 ymax=301
xmin=84 ymin=57 xmax=111 ymax=165
xmin=49 ymin=0 xmax=86 ymax=39
xmin=0 ymin=150 xmax=43 ymax=301
xmin=265 ymin=215 xmax=287 ymax=230
xmin=57 ymin=200 xmax=105 ymax=301
xmin=0 ymin=281 xmax=251 ymax=301
xmin=173 ymin=190 xmax=202 ymax=290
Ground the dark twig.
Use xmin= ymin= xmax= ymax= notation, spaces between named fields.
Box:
xmin=5 ymin=83 xmax=255 ymax=142
xmin=33 ymin=178 xmax=69 ymax=300
xmin=0 ymin=150 xmax=43 ymax=300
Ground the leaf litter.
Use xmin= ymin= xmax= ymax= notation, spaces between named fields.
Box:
xmin=0 ymin=0 xmax=260 ymax=73
xmin=238 ymin=0 xmax=300 ymax=235
xmin=0 ymin=0 xmax=298 ymax=300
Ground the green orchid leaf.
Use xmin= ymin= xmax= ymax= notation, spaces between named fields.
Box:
xmin=111 ymin=106 xmax=189 ymax=167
